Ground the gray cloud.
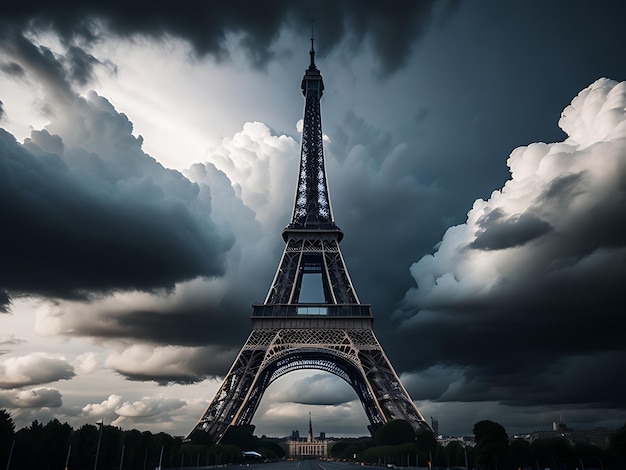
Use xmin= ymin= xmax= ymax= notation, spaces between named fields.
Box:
xmin=0 ymin=61 xmax=26 ymax=77
xmin=77 ymin=394 xmax=202 ymax=433
xmin=65 ymin=45 xmax=102 ymax=85
xmin=0 ymin=117 xmax=232 ymax=309
xmin=104 ymin=345 xmax=237 ymax=385
xmin=0 ymin=387 xmax=63 ymax=408
xmin=0 ymin=354 xmax=75 ymax=388
xmin=273 ymin=374 xmax=356 ymax=406
xmin=469 ymin=210 xmax=553 ymax=251
xmin=0 ymin=334 xmax=25 ymax=346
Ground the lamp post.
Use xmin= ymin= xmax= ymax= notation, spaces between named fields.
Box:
xmin=464 ymin=445 xmax=469 ymax=470
xmin=65 ymin=444 xmax=71 ymax=470
xmin=119 ymin=444 xmax=125 ymax=470
xmin=94 ymin=420 xmax=104 ymax=470
xmin=4 ymin=439 xmax=14 ymax=470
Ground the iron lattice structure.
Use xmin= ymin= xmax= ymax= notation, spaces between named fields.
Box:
xmin=189 ymin=39 xmax=431 ymax=442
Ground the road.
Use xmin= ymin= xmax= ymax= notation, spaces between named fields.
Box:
xmin=165 ymin=460 xmax=380 ymax=470
xmin=240 ymin=462 xmax=374 ymax=470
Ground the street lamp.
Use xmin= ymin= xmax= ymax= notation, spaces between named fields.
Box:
xmin=463 ymin=444 xmax=469 ymax=470
xmin=94 ymin=420 xmax=104 ymax=470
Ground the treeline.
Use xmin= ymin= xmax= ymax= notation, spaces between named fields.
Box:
xmin=0 ymin=410 xmax=283 ymax=469
xmin=2 ymin=409 xmax=626 ymax=470
xmin=330 ymin=419 xmax=626 ymax=470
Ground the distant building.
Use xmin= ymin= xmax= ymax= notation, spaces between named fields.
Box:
xmin=431 ymin=417 xmax=439 ymax=437
xmin=529 ymin=417 xmax=615 ymax=449
xmin=529 ymin=428 xmax=615 ymax=449
xmin=285 ymin=413 xmax=332 ymax=459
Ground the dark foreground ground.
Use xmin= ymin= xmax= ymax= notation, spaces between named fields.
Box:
xmin=164 ymin=459 xmax=393 ymax=470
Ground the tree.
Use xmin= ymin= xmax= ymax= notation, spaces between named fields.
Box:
xmin=221 ymin=424 xmax=256 ymax=450
xmin=330 ymin=437 xmax=374 ymax=460
xmin=508 ymin=438 xmax=532 ymax=470
xmin=446 ymin=440 xmax=468 ymax=467
xmin=473 ymin=420 xmax=509 ymax=470
xmin=0 ymin=410 xmax=15 ymax=468
xmin=609 ymin=421 xmax=626 ymax=464
xmin=374 ymin=419 xmax=416 ymax=446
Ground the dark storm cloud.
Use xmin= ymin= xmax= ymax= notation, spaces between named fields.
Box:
xmin=469 ymin=210 xmax=553 ymax=250
xmin=394 ymin=78 xmax=626 ymax=412
xmin=65 ymin=45 xmax=103 ymax=85
xmin=0 ymin=125 xmax=232 ymax=309
xmin=0 ymin=0 xmax=457 ymax=75
xmin=0 ymin=28 xmax=74 ymax=100
xmin=0 ymin=61 xmax=26 ymax=77
xmin=0 ymin=11 xmax=235 ymax=311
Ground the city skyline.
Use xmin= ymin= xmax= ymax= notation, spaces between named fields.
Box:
xmin=1 ymin=1 xmax=626 ymax=438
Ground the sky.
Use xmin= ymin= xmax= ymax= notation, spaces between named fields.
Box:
xmin=1 ymin=0 xmax=626 ymax=439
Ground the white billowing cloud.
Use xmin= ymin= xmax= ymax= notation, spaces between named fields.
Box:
xmin=402 ymin=78 xmax=626 ymax=315
xmin=72 ymin=352 xmax=99 ymax=375
xmin=559 ymin=79 xmax=626 ymax=147
xmin=0 ymin=387 xmax=63 ymax=408
xmin=79 ymin=392 xmax=198 ymax=431
xmin=0 ymin=353 xmax=75 ymax=388
xmin=81 ymin=394 xmax=124 ymax=421
xmin=197 ymin=121 xmax=298 ymax=229
xmin=115 ymin=394 xmax=186 ymax=418
xmin=104 ymin=344 xmax=234 ymax=384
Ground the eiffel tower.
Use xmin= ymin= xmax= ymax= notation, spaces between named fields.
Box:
xmin=189 ymin=37 xmax=431 ymax=442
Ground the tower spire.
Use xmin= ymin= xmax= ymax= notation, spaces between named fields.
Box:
xmin=291 ymin=33 xmax=333 ymax=236
xmin=309 ymin=21 xmax=316 ymax=68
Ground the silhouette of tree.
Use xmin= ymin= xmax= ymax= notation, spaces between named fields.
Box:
xmin=14 ymin=420 xmax=46 ymax=468
xmin=473 ymin=420 xmax=508 ymax=470
xmin=531 ymin=437 xmax=573 ymax=469
xmin=0 ymin=410 xmax=15 ymax=468
xmin=330 ymin=437 xmax=373 ymax=460
xmin=609 ymin=421 xmax=626 ymax=464
xmin=71 ymin=423 xmax=100 ymax=468
xmin=508 ymin=438 xmax=532 ymax=469
xmin=374 ymin=419 xmax=416 ymax=446
xmin=188 ymin=428 xmax=213 ymax=447
xmin=42 ymin=419 xmax=73 ymax=469
xmin=415 ymin=428 xmax=437 ymax=451
xmin=446 ymin=440 xmax=468 ymax=467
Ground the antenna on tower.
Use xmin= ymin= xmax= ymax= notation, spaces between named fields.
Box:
xmin=309 ymin=20 xmax=316 ymax=67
